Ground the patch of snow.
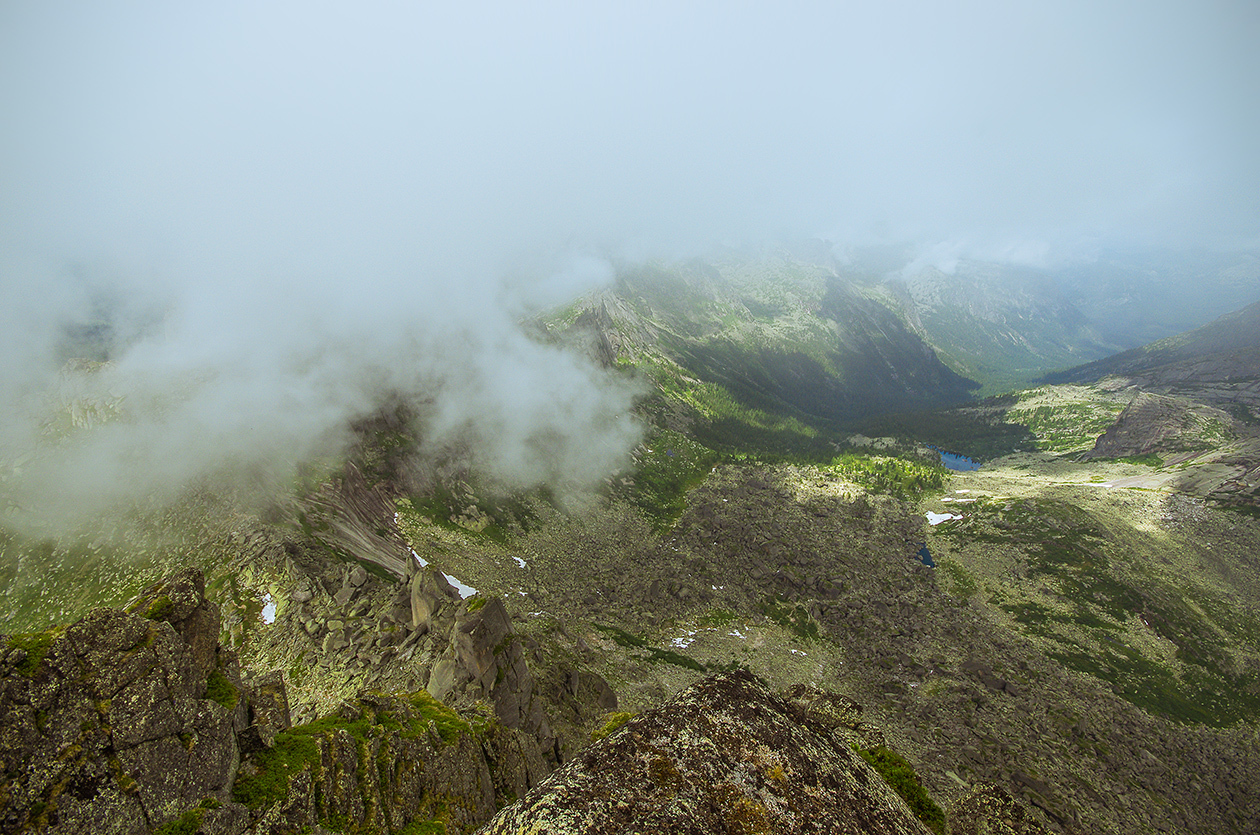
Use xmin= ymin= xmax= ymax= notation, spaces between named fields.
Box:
xmin=926 ymin=511 xmax=962 ymax=525
xmin=728 ymin=630 xmax=745 ymax=639
xmin=261 ymin=594 xmax=276 ymax=625
xmin=955 ymin=489 xmax=971 ymax=493
xmin=442 ymin=573 xmax=477 ymax=599
xmin=790 ymin=649 xmax=806 ymax=657
xmin=513 ymin=556 xmax=527 ymax=568
xmin=941 ymin=498 xmax=976 ymax=503
xmin=672 ymin=630 xmax=697 ymax=649
xmin=411 ymin=549 xmax=429 ymax=567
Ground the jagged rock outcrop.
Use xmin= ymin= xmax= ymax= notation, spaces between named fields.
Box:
xmin=0 ymin=569 xmax=255 ymax=834
xmin=0 ymin=569 xmax=556 ymax=835
xmin=480 ymin=670 xmax=936 ymax=835
xmin=427 ymin=597 xmax=558 ymax=764
xmin=234 ymin=691 xmax=501 ymax=835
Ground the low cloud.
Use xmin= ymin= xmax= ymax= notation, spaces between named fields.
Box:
xmin=1 ymin=0 xmax=1257 ymax=530
xmin=0 ymin=253 xmax=641 ymax=534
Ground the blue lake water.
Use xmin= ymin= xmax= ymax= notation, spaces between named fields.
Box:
xmin=916 ymin=545 xmax=936 ymax=568
xmin=930 ymin=446 xmax=981 ymax=471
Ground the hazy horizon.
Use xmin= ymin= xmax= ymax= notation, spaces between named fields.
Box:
xmin=2 ymin=0 xmax=1258 ymax=531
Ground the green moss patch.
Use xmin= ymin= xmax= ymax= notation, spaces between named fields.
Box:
xmin=402 ymin=691 xmax=472 ymax=743
xmin=759 ymin=598 xmax=820 ymax=642
xmin=590 ymin=711 xmax=636 ymax=742
xmin=205 ymin=668 xmax=238 ymax=709
xmin=594 ymin=624 xmax=708 ymax=672
xmin=621 ymin=428 xmax=721 ymax=531
xmin=697 ymin=608 xmax=738 ymax=627
xmin=233 ymin=692 xmax=472 ymax=812
xmin=5 ymin=629 xmax=58 ymax=677
xmin=856 ymin=746 xmax=945 ymax=835
xmin=141 ymin=595 xmax=175 ymax=622
xmin=152 ymin=808 xmax=204 ymax=835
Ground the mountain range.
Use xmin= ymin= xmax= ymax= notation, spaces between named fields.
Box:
xmin=2 ymin=249 xmax=1259 ymax=835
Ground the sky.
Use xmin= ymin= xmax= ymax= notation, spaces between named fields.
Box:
xmin=1 ymin=0 xmax=1258 ymax=530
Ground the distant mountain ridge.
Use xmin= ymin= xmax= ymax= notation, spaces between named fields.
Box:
xmin=554 ymin=258 xmax=978 ymax=446
xmin=1045 ymin=299 xmax=1260 ymax=393
xmin=553 ymin=249 xmax=1260 ymax=432
xmin=882 ymin=263 xmax=1115 ymax=394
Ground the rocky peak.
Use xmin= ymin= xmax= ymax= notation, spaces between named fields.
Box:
xmin=481 ymin=669 xmax=937 ymax=835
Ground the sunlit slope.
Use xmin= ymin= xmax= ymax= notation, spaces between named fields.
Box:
xmin=551 ymin=257 xmax=977 ymax=454
xmin=926 ymin=455 xmax=1260 ymax=727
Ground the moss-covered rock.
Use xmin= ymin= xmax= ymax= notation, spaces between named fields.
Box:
xmin=232 ymin=690 xmax=509 ymax=834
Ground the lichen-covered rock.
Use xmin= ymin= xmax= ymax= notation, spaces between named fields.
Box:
xmin=949 ymin=784 xmax=1049 ymax=835
xmin=480 ymin=670 xmax=935 ymax=835
xmin=0 ymin=570 xmax=253 ymax=834
xmin=125 ymin=567 xmax=222 ymax=681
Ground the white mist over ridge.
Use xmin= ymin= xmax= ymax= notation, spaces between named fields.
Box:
xmin=0 ymin=252 xmax=642 ymax=533
xmin=2 ymin=0 xmax=1258 ymax=528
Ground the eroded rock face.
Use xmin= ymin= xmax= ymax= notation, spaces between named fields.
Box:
xmin=1086 ymin=392 xmax=1231 ymax=459
xmin=481 ymin=670 xmax=934 ymax=835
xmin=428 ymin=597 xmax=558 ymax=764
xmin=0 ymin=569 xmax=254 ymax=834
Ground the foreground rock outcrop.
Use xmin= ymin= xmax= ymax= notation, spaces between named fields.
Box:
xmin=0 ymin=569 xmax=253 ymax=834
xmin=0 ymin=570 xmax=545 ymax=835
xmin=481 ymin=669 xmax=936 ymax=835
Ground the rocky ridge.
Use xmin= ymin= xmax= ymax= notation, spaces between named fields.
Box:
xmin=0 ymin=565 xmax=1040 ymax=835
xmin=0 ymin=569 xmax=554 ymax=834
xmin=481 ymin=669 xmax=938 ymax=835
